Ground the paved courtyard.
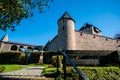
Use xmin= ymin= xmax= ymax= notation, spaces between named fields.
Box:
xmin=0 ymin=66 xmax=54 ymax=80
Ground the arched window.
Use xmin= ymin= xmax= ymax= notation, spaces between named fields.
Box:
xmin=10 ymin=45 xmax=18 ymax=51
xmin=27 ymin=47 xmax=33 ymax=51
xmin=33 ymin=47 xmax=39 ymax=52
xmin=19 ymin=46 xmax=24 ymax=51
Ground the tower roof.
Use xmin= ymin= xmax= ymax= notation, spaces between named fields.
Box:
xmin=1 ymin=33 xmax=8 ymax=42
xmin=58 ymin=12 xmax=75 ymax=23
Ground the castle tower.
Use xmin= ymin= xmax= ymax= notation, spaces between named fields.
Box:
xmin=57 ymin=12 xmax=75 ymax=50
xmin=1 ymin=33 xmax=8 ymax=42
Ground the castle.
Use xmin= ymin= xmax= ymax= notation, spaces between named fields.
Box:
xmin=0 ymin=12 xmax=120 ymax=52
xmin=45 ymin=12 xmax=120 ymax=51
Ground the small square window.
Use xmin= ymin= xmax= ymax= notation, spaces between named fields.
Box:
xmin=106 ymin=38 xmax=108 ymax=41
xmin=80 ymin=33 xmax=82 ymax=36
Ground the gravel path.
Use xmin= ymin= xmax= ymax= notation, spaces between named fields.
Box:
xmin=0 ymin=66 xmax=54 ymax=80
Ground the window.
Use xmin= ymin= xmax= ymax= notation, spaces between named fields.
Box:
xmin=106 ymin=38 xmax=108 ymax=41
xmin=80 ymin=33 xmax=82 ymax=36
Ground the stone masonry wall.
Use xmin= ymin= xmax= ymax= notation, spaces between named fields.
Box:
xmin=46 ymin=31 xmax=120 ymax=51
xmin=65 ymin=20 xmax=75 ymax=50
xmin=0 ymin=42 xmax=11 ymax=52
xmin=46 ymin=36 xmax=64 ymax=50
xmin=0 ymin=41 xmax=38 ymax=52
xmin=75 ymin=31 xmax=120 ymax=50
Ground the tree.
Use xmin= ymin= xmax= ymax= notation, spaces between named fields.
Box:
xmin=114 ymin=34 xmax=120 ymax=39
xmin=0 ymin=0 xmax=53 ymax=31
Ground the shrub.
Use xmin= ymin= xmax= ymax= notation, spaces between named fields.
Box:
xmin=0 ymin=66 xmax=5 ymax=73
xmin=52 ymin=55 xmax=63 ymax=67
xmin=54 ymin=66 xmax=120 ymax=80
xmin=43 ymin=51 xmax=58 ymax=64
xmin=30 ymin=52 xmax=41 ymax=63
xmin=0 ymin=51 xmax=23 ymax=64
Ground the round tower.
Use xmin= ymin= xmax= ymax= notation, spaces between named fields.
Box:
xmin=57 ymin=12 xmax=75 ymax=50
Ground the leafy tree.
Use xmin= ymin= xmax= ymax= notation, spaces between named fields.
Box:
xmin=0 ymin=0 xmax=53 ymax=31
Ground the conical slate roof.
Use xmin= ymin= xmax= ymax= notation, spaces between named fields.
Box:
xmin=1 ymin=33 xmax=8 ymax=42
xmin=58 ymin=12 xmax=75 ymax=23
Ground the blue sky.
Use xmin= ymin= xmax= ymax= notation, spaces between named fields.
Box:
xmin=0 ymin=0 xmax=120 ymax=45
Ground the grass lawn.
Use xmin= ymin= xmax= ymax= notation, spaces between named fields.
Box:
xmin=0 ymin=64 xmax=26 ymax=72
xmin=0 ymin=64 xmax=46 ymax=73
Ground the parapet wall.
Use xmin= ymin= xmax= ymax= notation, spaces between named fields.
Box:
xmin=75 ymin=31 xmax=120 ymax=50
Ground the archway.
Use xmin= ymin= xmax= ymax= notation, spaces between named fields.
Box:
xmin=33 ymin=47 xmax=40 ymax=52
xmin=27 ymin=47 xmax=33 ymax=51
xmin=10 ymin=45 xmax=18 ymax=51
xmin=19 ymin=46 xmax=24 ymax=51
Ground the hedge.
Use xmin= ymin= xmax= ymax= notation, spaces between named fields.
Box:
xmin=55 ymin=67 xmax=120 ymax=80
xmin=0 ymin=51 xmax=23 ymax=64
xmin=30 ymin=52 xmax=41 ymax=63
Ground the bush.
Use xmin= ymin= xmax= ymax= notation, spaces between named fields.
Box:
xmin=0 ymin=66 xmax=5 ymax=73
xmin=0 ymin=51 xmax=23 ymax=64
xmin=43 ymin=51 xmax=58 ymax=64
xmin=56 ymin=67 xmax=120 ymax=80
xmin=52 ymin=55 xmax=63 ymax=67
xmin=30 ymin=52 xmax=41 ymax=63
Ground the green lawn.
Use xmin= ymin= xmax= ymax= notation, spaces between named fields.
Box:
xmin=0 ymin=64 xmax=46 ymax=73
xmin=0 ymin=64 xmax=26 ymax=72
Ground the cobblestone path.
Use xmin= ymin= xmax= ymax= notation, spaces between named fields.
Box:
xmin=0 ymin=67 xmax=54 ymax=80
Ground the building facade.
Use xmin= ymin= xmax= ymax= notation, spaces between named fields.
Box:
xmin=45 ymin=12 xmax=120 ymax=51
xmin=0 ymin=34 xmax=42 ymax=52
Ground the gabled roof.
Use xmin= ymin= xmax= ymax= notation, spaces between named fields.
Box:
xmin=58 ymin=12 xmax=75 ymax=23
xmin=1 ymin=33 xmax=8 ymax=42
xmin=79 ymin=23 xmax=101 ymax=32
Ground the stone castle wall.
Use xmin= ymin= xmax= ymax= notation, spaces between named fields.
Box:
xmin=75 ymin=31 xmax=120 ymax=50
xmin=46 ymin=36 xmax=65 ymax=50
xmin=46 ymin=31 xmax=120 ymax=51
xmin=0 ymin=42 xmax=11 ymax=51
xmin=0 ymin=41 xmax=40 ymax=52
xmin=46 ymin=25 xmax=120 ymax=51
